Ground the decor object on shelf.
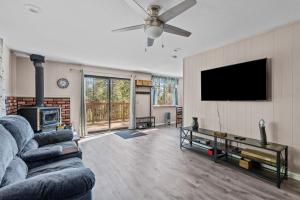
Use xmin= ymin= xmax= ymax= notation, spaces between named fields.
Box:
xmin=239 ymin=158 xmax=253 ymax=169
xmin=176 ymin=107 xmax=183 ymax=128
xmin=241 ymin=149 xmax=277 ymax=165
xmin=57 ymin=78 xmax=69 ymax=89
xmin=214 ymin=131 xmax=227 ymax=138
xmin=259 ymin=119 xmax=267 ymax=145
xmin=135 ymin=80 xmax=152 ymax=87
xmin=207 ymin=149 xmax=222 ymax=156
xmin=191 ymin=117 xmax=198 ymax=130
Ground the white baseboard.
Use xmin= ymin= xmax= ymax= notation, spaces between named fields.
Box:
xmin=289 ymin=171 xmax=300 ymax=181
xmin=155 ymin=121 xmax=176 ymax=126
xmin=249 ymin=162 xmax=300 ymax=181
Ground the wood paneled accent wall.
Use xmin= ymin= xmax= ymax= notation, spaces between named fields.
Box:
xmin=183 ymin=21 xmax=300 ymax=173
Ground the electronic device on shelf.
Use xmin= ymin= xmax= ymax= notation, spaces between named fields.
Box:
xmin=232 ymin=147 xmax=242 ymax=154
xmin=234 ymin=136 xmax=246 ymax=140
xmin=194 ymin=138 xmax=211 ymax=145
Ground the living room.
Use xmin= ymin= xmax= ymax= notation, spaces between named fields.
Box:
xmin=1 ymin=0 xmax=300 ymax=200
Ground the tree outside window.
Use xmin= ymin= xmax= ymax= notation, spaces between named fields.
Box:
xmin=152 ymin=76 xmax=178 ymax=106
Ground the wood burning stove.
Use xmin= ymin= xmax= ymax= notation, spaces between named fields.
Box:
xmin=19 ymin=107 xmax=61 ymax=132
xmin=19 ymin=54 xmax=61 ymax=132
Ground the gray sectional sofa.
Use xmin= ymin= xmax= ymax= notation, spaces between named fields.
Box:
xmin=0 ymin=115 xmax=82 ymax=168
xmin=0 ymin=116 xmax=95 ymax=200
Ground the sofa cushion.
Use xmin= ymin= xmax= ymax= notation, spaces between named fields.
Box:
xmin=0 ymin=157 xmax=28 ymax=187
xmin=0 ymin=125 xmax=18 ymax=184
xmin=26 ymin=150 xmax=83 ymax=169
xmin=0 ymin=115 xmax=34 ymax=153
xmin=0 ymin=167 xmax=95 ymax=200
xmin=21 ymin=146 xmax=63 ymax=162
xmin=34 ymin=129 xmax=74 ymax=146
xmin=43 ymin=140 xmax=78 ymax=149
xmin=27 ymin=157 xmax=84 ymax=178
xmin=22 ymin=139 xmax=39 ymax=153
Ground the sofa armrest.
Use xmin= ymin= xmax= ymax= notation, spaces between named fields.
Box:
xmin=34 ymin=129 xmax=74 ymax=146
xmin=21 ymin=146 xmax=63 ymax=162
xmin=0 ymin=168 xmax=95 ymax=200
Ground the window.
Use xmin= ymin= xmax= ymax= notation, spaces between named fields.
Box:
xmin=152 ymin=76 xmax=178 ymax=106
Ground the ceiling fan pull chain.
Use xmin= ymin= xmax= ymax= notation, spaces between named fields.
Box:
xmin=161 ymin=35 xmax=165 ymax=48
xmin=145 ymin=36 xmax=148 ymax=52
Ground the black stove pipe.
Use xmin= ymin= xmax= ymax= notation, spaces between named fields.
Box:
xmin=30 ymin=54 xmax=45 ymax=107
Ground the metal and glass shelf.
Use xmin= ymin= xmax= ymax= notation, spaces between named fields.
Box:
xmin=180 ymin=126 xmax=288 ymax=188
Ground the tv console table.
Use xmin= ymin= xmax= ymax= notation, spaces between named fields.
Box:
xmin=180 ymin=127 xmax=288 ymax=188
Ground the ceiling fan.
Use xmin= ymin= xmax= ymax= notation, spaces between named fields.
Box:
xmin=112 ymin=0 xmax=197 ymax=47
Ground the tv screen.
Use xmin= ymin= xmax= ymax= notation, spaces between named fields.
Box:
xmin=201 ymin=58 xmax=268 ymax=101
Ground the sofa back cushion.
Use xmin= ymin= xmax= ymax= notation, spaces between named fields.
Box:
xmin=0 ymin=125 xmax=18 ymax=184
xmin=0 ymin=115 xmax=34 ymax=154
xmin=22 ymin=139 xmax=39 ymax=154
xmin=0 ymin=157 xmax=28 ymax=187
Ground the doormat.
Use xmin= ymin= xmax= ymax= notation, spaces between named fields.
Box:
xmin=114 ymin=130 xmax=147 ymax=139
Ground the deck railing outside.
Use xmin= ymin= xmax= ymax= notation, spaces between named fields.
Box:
xmin=86 ymin=101 xmax=129 ymax=124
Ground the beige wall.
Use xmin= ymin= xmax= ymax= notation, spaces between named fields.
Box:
xmin=152 ymin=106 xmax=177 ymax=125
xmin=0 ymin=38 xmax=4 ymax=116
xmin=0 ymin=39 xmax=12 ymax=116
xmin=2 ymin=43 xmax=11 ymax=95
xmin=183 ymin=21 xmax=300 ymax=174
xmin=13 ymin=56 xmax=182 ymax=131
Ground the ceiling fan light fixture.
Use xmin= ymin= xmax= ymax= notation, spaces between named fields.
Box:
xmin=144 ymin=24 xmax=163 ymax=39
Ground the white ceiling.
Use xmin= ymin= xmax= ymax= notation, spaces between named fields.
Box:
xmin=1 ymin=0 xmax=300 ymax=76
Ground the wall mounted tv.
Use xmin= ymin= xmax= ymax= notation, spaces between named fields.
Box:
xmin=201 ymin=58 xmax=268 ymax=101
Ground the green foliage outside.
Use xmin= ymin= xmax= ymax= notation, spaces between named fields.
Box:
xmin=85 ymin=78 xmax=130 ymax=102
xmin=85 ymin=77 xmax=130 ymax=124
xmin=156 ymin=83 xmax=174 ymax=105
xmin=152 ymin=76 xmax=178 ymax=106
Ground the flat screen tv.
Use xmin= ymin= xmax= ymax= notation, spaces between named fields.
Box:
xmin=201 ymin=58 xmax=268 ymax=101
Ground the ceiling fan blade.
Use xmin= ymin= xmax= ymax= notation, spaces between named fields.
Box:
xmin=112 ymin=24 xmax=144 ymax=32
xmin=164 ymin=24 xmax=191 ymax=37
xmin=158 ymin=0 xmax=197 ymax=23
xmin=147 ymin=38 xmax=154 ymax=47
xmin=123 ymin=0 xmax=150 ymax=19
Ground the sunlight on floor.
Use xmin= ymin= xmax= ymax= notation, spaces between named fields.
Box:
xmin=79 ymin=127 xmax=161 ymax=143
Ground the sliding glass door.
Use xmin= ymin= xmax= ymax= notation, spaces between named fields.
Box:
xmin=111 ymin=79 xmax=130 ymax=129
xmin=85 ymin=77 xmax=110 ymax=132
xmin=85 ymin=76 xmax=130 ymax=133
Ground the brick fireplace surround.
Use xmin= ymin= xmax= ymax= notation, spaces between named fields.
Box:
xmin=5 ymin=96 xmax=71 ymax=125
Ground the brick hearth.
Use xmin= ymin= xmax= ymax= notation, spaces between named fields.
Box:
xmin=6 ymin=96 xmax=71 ymax=125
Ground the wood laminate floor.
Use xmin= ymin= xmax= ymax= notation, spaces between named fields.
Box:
xmin=79 ymin=126 xmax=300 ymax=200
